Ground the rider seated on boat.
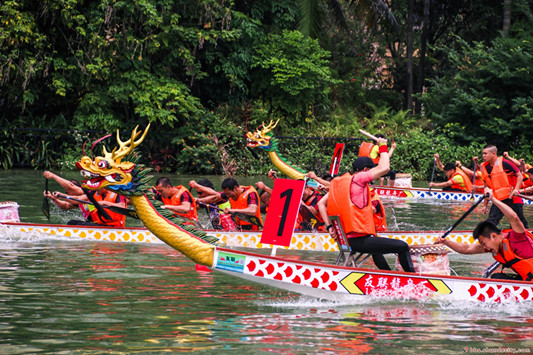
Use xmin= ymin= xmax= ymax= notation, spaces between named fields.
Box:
xmin=430 ymin=154 xmax=473 ymax=192
xmin=296 ymin=184 xmax=325 ymax=232
xmin=503 ymin=151 xmax=533 ymax=195
xmin=220 ymin=178 xmax=263 ymax=231
xmin=155 ymin=177 xmax=198 ymax=224
xmin=52 ymin=188 xmax=127 ymax=227
xmin=306 ymin=171 xmax=332 ymax=190
xmin=455 ymin=160 xmax=484 ymax=193
xmin=435 ymin=189 xmax=533 ymax=281
xmin=318 ymin=137 xmax=415 ymax=273
xmin=358 ymin=133 xmax=397 ymax=187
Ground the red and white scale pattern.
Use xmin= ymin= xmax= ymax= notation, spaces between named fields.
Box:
xmin=245 ymin=257 xmax=342 ymax=292
xmin=466 ymin=282 xmax=533 ymax=302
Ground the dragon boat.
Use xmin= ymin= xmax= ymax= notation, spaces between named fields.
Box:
xmin=66 ymin=125 xmax=533 ymax=303
xmin=244 ymin=122 xmax=533 ymax=205
xmin=2 ymin=221 xmax=478 ymax=250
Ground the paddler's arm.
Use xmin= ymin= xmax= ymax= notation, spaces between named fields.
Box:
xmin=512 ymin=170 xmax=524 ymax=199
xmin=255 ymin=181 xmax=273 ymax=195
xmin=45 ymin=191 xmax=78 ymax=210
xmin=44 ymin=171 xmax=83 ymax=195
xmin=429 ymin=180 xmax=453 ymax=188
xmin=162 ymin=201 xmax=191 ymax=214
xmin=456 ymin=161 xmax=474 ymax=180
xmin=306 ymin=171 xmax=330 ymax=188
xmin=189 ymin=180 xmax=219 ymax=197
xmin=434 ymin=236 xmax=485 ymax=254
xmin=434 ymin=153 xmax=445 ymax=171
xmin=317 ymin=193 xmax=337 ymax=240
xmin=225 ymin=203 xmax=258 ymax=216
xmin=488 ymin=188 xmax=526 ymax=234
xmin=369 ymin=137 xmax=390 ymax=180
xmin=503 ymin=152 xmax=521 ymax=169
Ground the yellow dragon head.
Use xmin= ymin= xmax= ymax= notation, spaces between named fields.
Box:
xmin=76 ymin=125 xmax=150 ymax=191
xmin=245 ymin=120 xmax=279 ymax=150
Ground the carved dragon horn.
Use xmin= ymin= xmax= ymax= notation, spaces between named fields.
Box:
xmin=260 ymin=119 xmax=279 ymax=136
xmin=103 ymin=124 xmax=151 ymax=163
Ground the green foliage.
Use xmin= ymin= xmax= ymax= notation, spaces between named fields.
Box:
xmin=251 ymin=30 xmax=338 ymax=120
xmin=423 ymin=33 xmax=533 ymax=149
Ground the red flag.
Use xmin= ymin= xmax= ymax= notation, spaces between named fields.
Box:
xmin=329 ymin=143 xmax=345 ymax=176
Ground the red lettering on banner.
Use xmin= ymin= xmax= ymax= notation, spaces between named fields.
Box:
xmin=260 ymin=179 xmax=305 ymax=247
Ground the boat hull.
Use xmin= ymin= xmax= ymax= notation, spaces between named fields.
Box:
xmin=375 ymin=186 xmax=533 ymax=204
xmin=3 ymin=222 xmax=477 ymax=250
xmin=213 ymin=247 xmax=533 ymax=303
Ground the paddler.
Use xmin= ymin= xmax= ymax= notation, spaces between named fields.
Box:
xmin=49 ymin=187 xmax=127 ymax=227
xmin=454 ymin=160 xmax=484 ymax=193
xmin=318 ymin=136 xmax=415 ymax=272
xmin=429 ymin=153 xmax=473 ymax=192
xmin=155 ymin=177 xmax=198 ymax=224
xmin=435 ymin=188 xmax=533 ymax=281
xmin=220 ymin=178 xmax=263 ymax=231
xmin=295 ymin=184 xmax=325 ymax=232
xmin=502 ymin=152 xmax=533 ymax=194
xmin=476 ymin=145 xmax=529 ymax=228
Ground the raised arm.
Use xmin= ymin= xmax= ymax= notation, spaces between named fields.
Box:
xmin=368 ymin=137 xmax=390 ymax=180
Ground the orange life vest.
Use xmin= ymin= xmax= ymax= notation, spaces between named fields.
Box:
xmin=472 ymin=170 xmax=484 ymax=193
xmin=358 ymin=142 xmax=380 ymax=164
xmin=493 ymin=233 xmax=533 ymax=281
xmin=161 ymin=185 xmax=198 ymax=221
xmin=327 ymin=173 xmax=376 ymax=236
xmin=451 ymin=169 xmax=473 ymax=192
xmin=481 ymin=157 xmax=512 ymax=201
xmin=88 ymin=191 xmax=126 ymax=227
xmin=295 ymin=192 xmax=324 ymax=231
xmin=370 ymin=189 xmax=387 ymax=232
xmin=229 ymin=186 xmax=263 ymax=230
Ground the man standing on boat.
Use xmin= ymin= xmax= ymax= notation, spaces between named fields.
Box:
xmin=435 ymin=189 xmax=533 ymax=280
xmin=477 ymin=145 xmax=529 ymax=228
xmin=318 ymin=137 xmax=415 ymax=273
xmin=429 ymin=154 xmax=473 ymax=192
xmin=155 ymin=177 xmax=198 ymax=224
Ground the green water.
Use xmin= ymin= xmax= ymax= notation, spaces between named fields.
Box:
xmin=1 ymin=169 xmax=533 ymax=354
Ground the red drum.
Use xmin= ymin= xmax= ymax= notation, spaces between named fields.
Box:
xmin=220 ymin=213 xmax=237 ymax=231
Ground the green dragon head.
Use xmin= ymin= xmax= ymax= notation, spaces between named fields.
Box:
xmin=246 ymin=120 xmax=279 ymax=151
xmin=76 ymin=125 xmax=151 ymax=194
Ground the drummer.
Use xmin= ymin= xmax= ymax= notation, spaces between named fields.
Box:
xmin=435 ymin=188 xmax=533 ymax=281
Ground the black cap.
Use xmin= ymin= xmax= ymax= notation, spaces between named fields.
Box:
xmin=353 ymin=157 xmax=376 ymax=172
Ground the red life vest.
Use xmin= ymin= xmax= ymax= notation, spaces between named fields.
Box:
xmin=161 ymin=185 xmax=198 ymax=221
xmin=358 ymin=142 xmax=380 ymax=164
xmin=451 ymin=169 xmax=473 ymax=192
xmin=88 ymin=191 xmax=126 ymax=227
xmin=481 ymin=157 xmax=512 ymax=201
xmin=229 ymin=186 xmax=263 ymax=230
xmin=370 ymin=189 xmax=387 ymax=232
xmin=295 ymin=192 xmax=324 ymax=231
xmin=327 ymin=173 xmax=376 ymax=237
xmin=493 ymin=232 xmax=533 ymax=281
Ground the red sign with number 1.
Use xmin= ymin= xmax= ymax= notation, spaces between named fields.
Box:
xmin=260 ymin=179 xmax=305 ymax=247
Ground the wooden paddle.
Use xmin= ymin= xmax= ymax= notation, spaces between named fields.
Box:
xmin=470 ymin=160 xmax=477 ymax=200
xmin=196 ymin=201 xmax=263 ymax=228
xmin=42 ymin=178 xmax=50 ymax=220
xmin=54 ymin=193 xmax=140 ymax=219
xmin=517 ymin=194 xmax=533 ymax=202
xmin=440 ymin=194 xmax=488 ymax=239
xmin=358 ymin=129 xmax=379 ymax=141
xmin=82 ymin=188 xmax=114 ymax=222
xmin=428 ymin=157 xmax=437 ymax=195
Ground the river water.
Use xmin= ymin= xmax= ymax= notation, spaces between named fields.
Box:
xmin=1 ymin=169 xmax=533 ymax=354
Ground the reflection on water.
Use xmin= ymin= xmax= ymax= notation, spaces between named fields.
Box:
xmin=1 ymin=170 xmax=533 ymax=353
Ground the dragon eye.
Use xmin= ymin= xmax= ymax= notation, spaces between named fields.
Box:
xmin=97 ymin=160 xmax=108 ymax=168
xmin=255 ymin=134 xmax=260 ymax=138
